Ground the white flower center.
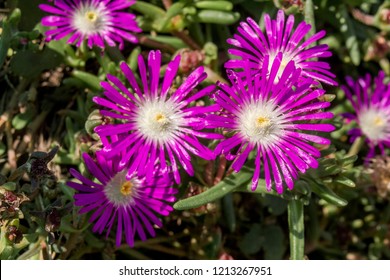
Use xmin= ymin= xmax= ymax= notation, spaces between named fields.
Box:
xmin=72 ymin=2 xmax=108 ymax=35
xmin=358 ymin=107 xmax=390 ymax=141
xmin=237 ymin=100 xmax=285 ymax=147
xmin=136 ymin=99 xmax=184 ymax=144
xmin=104 ymin=170 xmax=139 ymax=207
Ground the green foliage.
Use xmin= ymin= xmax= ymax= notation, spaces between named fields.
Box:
xmin=239 ymin=223 xmax=285 ymax=259
xmin=10 ymin=48 xmax=63 ymax=78
xmin=174 ymin=166 xmax=253 ymax=210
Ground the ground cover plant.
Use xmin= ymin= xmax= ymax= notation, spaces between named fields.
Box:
xmin=1 ymin=0 xmax=390 ymax=260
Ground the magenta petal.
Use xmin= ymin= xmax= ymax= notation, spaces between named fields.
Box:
xmin=161 ymin=55 xmax=180 ymax=98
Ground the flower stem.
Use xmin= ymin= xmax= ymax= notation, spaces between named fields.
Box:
xmin=287 ymin=199 xmax=305 ymax=260
xmin=304 ymin=0 xmax=316 ymax=42
xmin=204 ymin=66 xmax=228 ymax=84
xmin=347 ymin=136 xmax=365 ymax=157
xmin=135 ymin=34 xmax=176 ymax=54
xmin=172 ymin=30 xmax=201 ymax=50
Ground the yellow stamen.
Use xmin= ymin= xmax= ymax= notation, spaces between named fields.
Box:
xmin=256 ymin=116 xmax=270 ymax=127
xmin=85 ymin=11 xmax=98 ymax=22
xmin=120 ymin=181 xmax=133 ymax=196
xmin=374 ymin=116 xmax=384 ymax=126
xmin=155 ymin=113 xmax=167 ymax=123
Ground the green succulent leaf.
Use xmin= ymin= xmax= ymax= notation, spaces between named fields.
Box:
xmin=10 ymin=48 xmax=63 ymax=78
xmin=307 ymin=179 xmax=348 ymax=207
xmin=334 ymin=176 xmax=356 ymax=188
xmin=339 ymin=155 xmax=358 ymax=166
xmin=127 ymin=46 xmax=142 ymax=72
xmin=339 ymin=5 xmax=361 ymax=65
xmin=195 ymin=1 xmax=234 ymax=11
xmin=238 ymin=223 xmax=264 ymax=255
xmin=11 ymin=107 xmax=36 ymax=130
xmin=195 ymin=10 xmax=240 ymax=25
xmin=174 ymin=166 xmax=253 ymax=210
xmin=158 ymin=2 xmax=186 ymax=30
xmin=0 ymin=21 xmax=12 ymax=68
xmin=262 ymin=225 xmax=286 ymax=259
xmin=72 ymin=70 xmax=102 ymax=91
xmin=131 ymin=1 xmax=165 ymax=20
xmin=1 ymin=182 xmax=17 ymax=191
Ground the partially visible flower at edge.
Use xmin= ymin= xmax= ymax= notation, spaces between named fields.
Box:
xmin=341 ymin=71 xmax=390 ymax=159
xmin=39 ymin=0 xmax=141 ymax=49
xmin=367 ymin=155 xmax=390 ymax=198
xmin=94 ymin=50 xmax=223 ymax=184
xmin=67 ymin=152 xmax=177 ymax=247
xmin=225 ymin=9 xmax=337 ymax=86
xmin=211 ymin=53 xmax=335 ymax=193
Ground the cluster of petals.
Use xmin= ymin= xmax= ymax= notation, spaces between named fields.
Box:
xmin=341 ymin=71 xmax=390 ymax=159
xmin=39 ymin=0 xmax=141 ymax=49
xmin=66 ymin=8 xmax=340 ymax=246
xmin=94 ymin=50 xmax=222 ymax=184
xmin=67 ymin=49 xmax=225 ymax=246
xmin=225 ymin=9 xmax=337 ymax=86
xmin=67 ymin=152 xmax=177 ymax=247
xmin=212 ymin=53 xmax=335 ymax=193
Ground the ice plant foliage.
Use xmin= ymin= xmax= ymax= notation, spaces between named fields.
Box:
xmin=212 ymin=53 xmax=335 ymax=193
xmin=94 ymin=50 xmax=222 ymax=184
xmin=225 ymin=9 xmax=337 ymax=86
xmin=341 ymin=71 xmax=390 ymax=158
xmin=67 ymin=153 xmax=177 ymax=247
xmin=39 ymin=0 xmax=141 ymax=49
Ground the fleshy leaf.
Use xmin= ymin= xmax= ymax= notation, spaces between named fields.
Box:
xmin=174 ymin=166 xmax=253 ymax=210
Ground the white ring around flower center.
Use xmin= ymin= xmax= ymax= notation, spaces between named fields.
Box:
xmin=237 ymin=100 xmax=285 ymax=147
xmin=72 ymin=2 xmax=108 ymax=35
xmin=358 ymin=107 xmax=390 ymax=141
xmin=136 ymin=99 xmax=184 ymax=144
xmin=104 ymin=170 xmax=139 ymax=207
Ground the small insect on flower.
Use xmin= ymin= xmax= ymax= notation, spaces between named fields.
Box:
xmin=39 ymin=0 xmax=141 ymax=49
xmin=225 ymin=9 xmax=337 ymax=86
xmin=67 ymin=153 xmax=177 ymax=247
xmin=211 ymin=53 xmax=335 ymax=193
xmin=341 ymin=71 xmax=390 ymax=159
xmin=94 ymin=50 xmax=223 ymax=184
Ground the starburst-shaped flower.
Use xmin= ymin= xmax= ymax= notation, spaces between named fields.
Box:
xmin=211 ymin=53 xmax=335 ymax=193
xmin=341 ymin=71 xmax=390 ymax=159
xmin=225 ymin=9 xmax=337 ymax=86
xmin=67 ymin=152 xmax=177 ymax=247
xmin=94 ymin=50 xmax=222 ymax=184
xmin=39 ymin=0 xmax=141 ymax=49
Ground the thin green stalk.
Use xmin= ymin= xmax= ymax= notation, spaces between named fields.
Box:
xmin=205 ymin=23 xmax=212 ymax=42
xmin=304 ymin=0 xmax=316 ymax=40
xmin=346 ymin=136 xmax=365 ymax=157
xmin=287 ymin=199 xmax=305 ymax=260
xmin=188 ymin=23 xmax=205 ymax=46
xmin=204 ymin=66 xmax=228 ymax=84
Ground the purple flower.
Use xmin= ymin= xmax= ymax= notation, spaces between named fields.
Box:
xmin=211 ymin=53 xmax=335 ymax=193
xmin=341 ymin=71 xmax=390 ymax=159
xmin=94 ymin=50 xmax=222 ymax=184
xmin=67 ymin=152 xmax=177 ymax=247
xmin=39 ymin=0 xmax=141 ymax=49
xmin=225 ymin=9 xmax=337 ymax=86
